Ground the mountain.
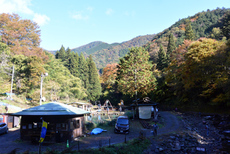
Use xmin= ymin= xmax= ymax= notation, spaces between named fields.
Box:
xmin=49 ymin=34 xmax=154 ymax=69
xmin=72 ymin=41 xmax=110 ymax=55
xmin=143 ymin=8 xmax=230 ymax=62
xmin=51 ymin=8 xmax=229 ymax=69
xmin=90 ymin=34 xmax=155 ymax=69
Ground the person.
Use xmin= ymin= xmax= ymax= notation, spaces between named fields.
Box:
xmin=5 ymin=106 xmax=8 ymax=113
xmin=152 ymin=122 xmax=158 ymax=136
xmin=205 ymin=124 xmax=209 ymax=136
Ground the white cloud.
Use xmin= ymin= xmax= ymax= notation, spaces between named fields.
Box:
xmin=0 ymin=0 xmax=33 ymax=14
xmin=87 ymin=6 xmax=93 ymax=12
xmin=72 ymin=13 xmax=89 ymax=21
xmin=71 ymin=7 xmax=93 ymax=21
xmin=33 ymin=13 xmax=50 ymax=26
xmin=0 ymin=0 xmax=50 ymax=26
xmin=106 ymin=8 xmax=114 ymax=15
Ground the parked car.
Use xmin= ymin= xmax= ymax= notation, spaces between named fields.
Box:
xmin=0 ymin=122 xmax=8 ymax=134
xmin=114 ymin=116 xmax=129 ymax=134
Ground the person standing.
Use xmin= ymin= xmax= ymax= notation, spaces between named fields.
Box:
xmin=205 ymin=124 xmax=209 ymax=136
xmin=153 ymin=122 xmax=158 ymax=136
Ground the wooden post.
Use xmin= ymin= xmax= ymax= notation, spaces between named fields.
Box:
xmin=39 ymin=143 xmax=41 ymax=154
xmin=78 ymin=140 xmax=80 ymax=151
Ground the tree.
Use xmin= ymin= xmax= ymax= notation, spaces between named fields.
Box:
xmin=78 ymin=53 xmax=89 ymax=92
xmin=87 ymin=55 xmax=102 ymax=101
xmin=58 ymin=45 xmax=66 ymax=61
xmin=0 ymin=13 xmax=47 ymax=60
xmin=185 ymin=19 xmax=195 ymax=40
xmin=0 ymin=42 xmax=11 ymax=93
xmin=180 ymin=38 xmax=226 ymax=105
xmin=221 ymin=11 xmax=230 ymax=39
xmin=44 ymin=53 xmax=87 ymax=102
xmin=211 ymin=27 xmax=223 ymax=40
xmin=117 ymin=47 xmax=157 ymax=97
xmin=64 ymin=47 xmax=71 ymax=69
xmin=157 ymin=44 xmax=168 ymax=70
xmin=167 ymin=33 xmax=176 ymax=61
xmin=68 ymin=51 xmax=79 ymax=77
xmin=101 ymin=63 xmax=118 ymax=88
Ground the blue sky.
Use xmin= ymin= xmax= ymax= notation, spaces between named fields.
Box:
xmin=0 ymin=0 xmax=230 ymax=51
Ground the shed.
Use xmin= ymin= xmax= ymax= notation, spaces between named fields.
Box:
xmin=0 ymin=113 xmax=20 ymax=128
xmin=12 ymin=102 xmax=90 ymax=143
xmin=131 ymin=98 xmax=158 ymax=120
xmin=69 ymin=102 xmax=92 ymax=111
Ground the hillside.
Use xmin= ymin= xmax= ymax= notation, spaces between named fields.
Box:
xmin=72 ymin=41 xmax=108 ymax=55
xmin=49 ymin=34 xmax=154 ymax=69
xmin=50 ymin=8 xmax=229 ymax=69
xmin=144 ymin=8 xmax=229 ymax=62
xmin=91 ymin=34 xmax=155 ymax=68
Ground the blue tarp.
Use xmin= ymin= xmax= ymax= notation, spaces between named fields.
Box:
xmin=2 ymin=93 xmax=15 ymax=96
xmin=90 ymin=128 xmax=106 ymax=135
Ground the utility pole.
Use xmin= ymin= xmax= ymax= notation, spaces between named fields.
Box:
xmin=40 ymin=73 xmax=48 ymax=106
xmin=10 ymin=65 xmax=14 ymax=100
xmin=133 ymin=68 xmax=137 ymax=119
xmin=135 ymin=69 xmax=137 ymax=103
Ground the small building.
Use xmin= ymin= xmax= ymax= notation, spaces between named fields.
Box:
xmin=131 ymin=98 xmax=158 ymax=120
xmin=69 ymin=102 xmax=92 ymax=111
xmin=12 ymin=102 xmax=90 ymax=143
xmin=0 ymin=114 xmax=20 ymax=128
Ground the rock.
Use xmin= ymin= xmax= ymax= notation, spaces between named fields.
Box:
xmin=204 ymin=116 xmax=212 ymax=120
xmin=159 ymin=147 xmax=163 ymax=151
xmin=174 ymin=141 xmax=181 ymax=150
xmin=170 ymin=136 xmax=176 ymax=139
xmin=167 ymin=139 xmax=173 ymax=143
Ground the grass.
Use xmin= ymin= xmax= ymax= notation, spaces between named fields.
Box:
xmin=71 ymin=138 xmax=151 ymax=154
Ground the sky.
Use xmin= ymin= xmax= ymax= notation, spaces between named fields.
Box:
xmin=0 ymin=0 xmax=230 ymax=51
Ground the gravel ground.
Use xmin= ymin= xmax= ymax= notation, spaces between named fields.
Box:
xmin=0 ymin=111 xmax=183 ymax=153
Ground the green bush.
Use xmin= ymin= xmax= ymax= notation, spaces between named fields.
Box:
xmin=85 ymin=122 xmax=96 ymax=131
xmin=124 ymin=111 xmax=133 ymax=119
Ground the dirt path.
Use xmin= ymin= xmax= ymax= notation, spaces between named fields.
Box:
xmin=158 ymin=111 xmax=183 ymax=135
xmin=0 ymin=111 xmax=184 ymax=153
xmin=63 ymin=111 xmax=184 ymax=151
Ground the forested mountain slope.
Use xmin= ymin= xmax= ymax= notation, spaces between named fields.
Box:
xmin=91 ymin=34 xmax=155 ymax=69
xmin=144 ymin=8 xmax=229 ymax=62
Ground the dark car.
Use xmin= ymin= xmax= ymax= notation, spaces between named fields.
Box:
xmin=114 ymin=116 xmax=129 ymax=134
xmin=0 ymin=122 xmax=8 ymax=134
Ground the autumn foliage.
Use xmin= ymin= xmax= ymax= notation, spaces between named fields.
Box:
xmin=101 ymin=63 xmax=118 ymax=88
xmin=0 ymin=13 xmax=47 ymax=60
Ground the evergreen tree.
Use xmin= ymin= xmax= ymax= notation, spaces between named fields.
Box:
xmin=66 ymin=47 xmax=71 ymax=56
xmin=55 ymin=50 xmax=59 ymax=59
xmin=221 ymin=11 xmax=230 ymax=39
xmin=87 ymin=55 xmax=102 ymax=101
xmin=73 ymin=52 xmax=79 ymax=77
xmin=157 ymin=44 xmax=168 ymax=70
xmin=167 ymin=33 xmax=176 ymax=62
xmin=78 ymin=52 xmax=89 ymax=94
xmin=58 ymin=45 xmax=66 ymax=61
xmin=185 ymin=19 xmax=195 ymax=40
xmin=117 ymin=47 xmax=156 ymax=97
xmin=69 ymin=51 xmax=79 ymax=76
xmin=65 ymin=47 xmax=71 ymax=69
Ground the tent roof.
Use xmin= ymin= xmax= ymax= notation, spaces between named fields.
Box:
xmin=12 ymin=102 xmax=90 ymax=116
xmin=70 ymin=102 xmax=92 ymax=105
